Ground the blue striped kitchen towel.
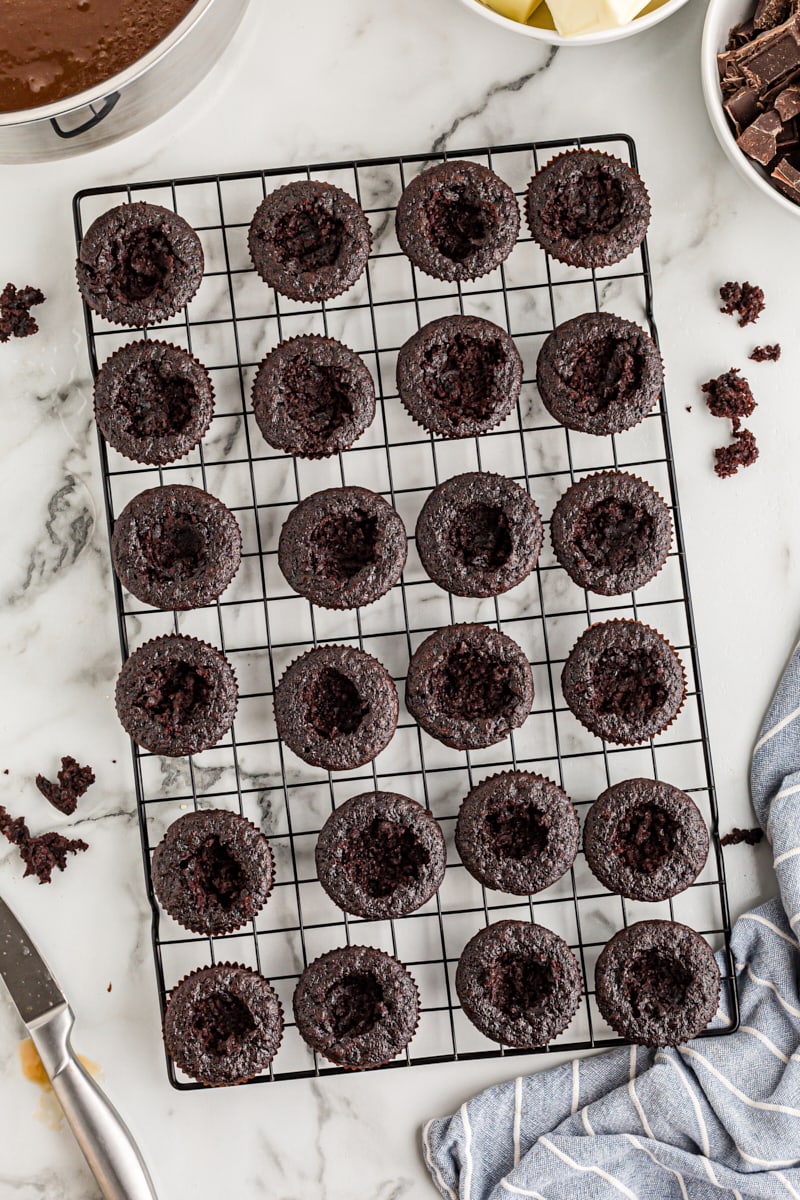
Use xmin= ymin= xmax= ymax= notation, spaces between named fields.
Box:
xmin=423 ymin=644 xmax=800 ymax=1200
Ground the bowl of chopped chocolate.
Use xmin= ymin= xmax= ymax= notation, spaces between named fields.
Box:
xmin=0 ymin=0 xmax=249 ymax=163
xmin=702 ymin=0 xmax=800 ymax=215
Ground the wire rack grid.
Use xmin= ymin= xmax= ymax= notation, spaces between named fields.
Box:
xmin=74 ymin=134 xmax=738 ymax=1090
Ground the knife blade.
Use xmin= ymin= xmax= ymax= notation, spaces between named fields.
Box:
xmin=0 ymin=894 xmax=158 ymax=1200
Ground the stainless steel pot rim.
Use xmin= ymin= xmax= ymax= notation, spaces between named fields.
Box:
xmin=0 ymin=0 xmax=213 ymax=127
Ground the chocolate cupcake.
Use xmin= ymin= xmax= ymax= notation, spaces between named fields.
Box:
xmin=248 ymin=181 xmax=371 ymax=303
xmin=396 ymin=315 xmax=522 ymax=439
xmin=315 ymin=791 xmax=446 ymax=919
xmin=94 ymin=340 xmax=214 ymax=466
xmin=292 ymin=945 xmax=420 ymax=1069
xmin=152 ymin=809 xmax=275 ymax=935
xmin=456 ymin=920 xmax=582 ymax=1047
xmin=163 ymin=963 xmax=283 ymax=1085
xmin=561 ymin=620 xmax=686 ymax=746
xmin=395 ymin=159 xmax=520 ymax=282
xmin=111 ymin=485 xmax=241 ymax=611
xmin=274 ymin=644 xmax=398 ymax=771
xmin=278 ymin=487 xmax=407 ymax=610
xmin=455 ymin=772 xmax=579 ymax=895
xmin=76 ymin=202 xmax=204 ymax=327
xmin=406 ymin=623 xmax=533 ymax=751
xmin=415 ymin=472 xmax=542 ymax=598
xmin=252 ymin=335 xmax=375 ymax=459
xmin=550 ymin=471 xmax=672 ymax=596
xmin=525 ymin=150 xmax=651 ymax=269
xmin=536 ymin=313 xmax=662 ymax=437
xmin=595 ymin=920 xmax=720 ymax=1047
xmin=583 ymin=779 xmax=709 ymax=903
xmin=115 ymin=635 xmax=238 ymax=757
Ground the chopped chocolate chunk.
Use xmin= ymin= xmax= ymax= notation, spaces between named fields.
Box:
xmin=36 ymin=756 xmax=95 ymax=816
xmin=776 ymin=82 xmax=800 ymax=116
xmin=755 ymin=0 xmax=792 ymax=31
xmin=0 ymin=283 xmax=45 ymax=343
xmin=772 ymin=155 xmax=800 ymax=198
xmin=719 ymin=281 xmax=766 ymax=326
xmin=750 ymin=343 xmax=782 ymax=361
xmin=0 ymin=806 xmax=88 ymax=885
xmin=735 ymin=15 xmax=800 ymax=92
xmin=726 ymin=19 xmax=757 ymax=50
xmin=714 ymin=428 xmax=760 ymax=477
xmin=737 ymin=109 xmax=783 ymax=164
xmin=725 ymin=86 xmax=761 ymax=132
xmin=721 ymin=826 xmax=764 ymax=846
xmin=701 ymin=368 xmax=756 ymax=428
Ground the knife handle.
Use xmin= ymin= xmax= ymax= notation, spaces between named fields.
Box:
xmin=31 ymin=1005 xmax=158 ymax=1200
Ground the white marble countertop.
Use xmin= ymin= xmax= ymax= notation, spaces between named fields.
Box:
xmin=0 ymin=0 xmax=795 ymax=1196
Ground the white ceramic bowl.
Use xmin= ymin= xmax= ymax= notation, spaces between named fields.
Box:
xmin=701 ymin=0 xmax=800 ymax=217
xmin=458 ymin=0 xmax=692 ymax=46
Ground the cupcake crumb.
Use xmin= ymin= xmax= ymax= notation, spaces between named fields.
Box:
xmin=0 ymin=806 xmax=88 ymax=884
xmin=701 ymin=368 xmax=756 ymax=428
xmin=721 ymin=826 xmax=763 ymax=846
xmin=719 ymin=280 xmax=765 ymax=327
xmin=0 ymin=283 xmax=45 ymax=343
xmin=750 ymin=344 xmax=781 ymax=363
xmin=714 ymin=428 xmax=759 ymax=478
xmin=36 ymin=756 xmax=95 ymax=816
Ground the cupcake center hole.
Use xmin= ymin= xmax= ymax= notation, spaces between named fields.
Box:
xmin=345 ymin=817 xmax=428 ymax=899
xmin=121 ymin=363 xmax=197 ymax=438
xmin=568 ymin=335 xmax=644 ymax=415
xmin=273 ymin=198 xmax=344 ymax=270
xmin=304 ymin=668 xmax=368 ymax=740
xmin=138 ymin=660 xmax=211 ymax=726
xmin=191 ymin=992 xmax=255 ymax=1057
xmin=140 ymin=514 xmax=206 ymax=581
xmin=485 ymin=799 xmax=549 ymax=862
xmin=436 ymin=650 xmax=516 ymax=720
xmin=310 ymin=510 xmax=379 ymax=583
xmin=592 ymin=646 xmax=669 ymax=722
xmin=542 ymin=165 xmax=625 ymax=239
xmin=421 ymin=333 xmax=505 ymax=423
xmin=626 ymin=948 xmax=693 ymax=1020
xmin=573 ymin=497 xmax=654 ymax=573
xmin=615 ymin=803 xmax=680 ymax=874
xmin=424 ymin=187 xmax=495 ymax=263
xmin=325 ymin=973 xmax=386 ymax=1039
xmin=120 ymin=230 xmax=175 ymax=301
xmin=181 ymin=835 xmax=246 ymax=913
xmin=483 ymin=951 xmax=554 ymax=1018
xmin=449 ymin=503 xmax=512 ymax=570
xmin=283 ymin=356 xmax=355 ymax=443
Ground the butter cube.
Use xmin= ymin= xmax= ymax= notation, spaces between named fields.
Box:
xmin=546 ymin=0 xmax=650 ymax=35
xmin=484 ymin=0 xmax=546 ymax=23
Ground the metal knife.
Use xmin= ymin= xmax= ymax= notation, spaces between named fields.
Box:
xmin=0 ymin=894 xmax=158 ymax=1200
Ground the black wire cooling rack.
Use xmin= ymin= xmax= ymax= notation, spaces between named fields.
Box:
xmin=74 ymin=135 xmax=738 ymax=1090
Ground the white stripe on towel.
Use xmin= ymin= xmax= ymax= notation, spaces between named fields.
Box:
xmin=461 ymin=1102 xmax=473 ymax=1200
xmin=680 ymin=1045 xmax=800 ymax=1117
xmin=755 ymin=703 xmax=800 ymax=752
xmin=774 ymin=847 xmax=800 ymax=869
xmin=500 ymin=1181 xmax=548 ymax=1199
xmin=422 ymin=1119 xmax=458 ymax=1200
xmin=571 ymin=1060 xmax=579 ymax=1116
xmin=625 ymin=1135 xmax=688 ymax=1200
xmin=513 ymin=1076 xmax=522 ymax=1168
xmin=773 ymin=1171 xmax=800 ymax=1199
xmin=628 ymin=1046 xmax=655 ymax=1140
xmin=655 ymin=1052 xmax=712 ymax=1159
xmin=539 ymin=1137 xmax=639 ymax=1199
xmin=740 ymin=912 xmax=798 ymax=946
xmin=739 ymin=1025 xmax=790 ymax=1064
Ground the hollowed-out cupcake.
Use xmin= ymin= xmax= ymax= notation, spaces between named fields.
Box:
xmin=396 ymin=315 xmax=522 ymax=439
xmin=415 ymin=472 xmax=542 ymax=598
xmin=550 ymin=471 xmax=672 ymax=596
xmin=251 ymin=335 xmax=375 ymax=459
xmin=115 ymin=635 xmax=238 ymax=757
xmin=583 ymin=779 xmax=709 ymax=902
xmin=274 ymin=644 xmax=398 ymax=771
xmin=111 ymin=485 xmax=241 ymax=611
xmin=396 ymin=159 xmax=520 ymax=282
xmin=292 ymin=945 xmax=420 ymax=1069
xmin=525 ymin=150 xmax=650 ymax=269
xmin=76 ymin=202 xmax=204 ymax=326
xmin=595 ymin=920 xmax=720 ymax=1047
xmin=152 ymin=809 xmax=274 ymax=935
xmin=455 ymin=772 xmax=579 ymax=895
xmin=406 ymin=623 xmax=533 ymax=751
xmin=315 ymin=791 xmax=446 ymax=919
xmin=456 ymin=920 xmax=582 ymax=1047
xmin=536 ymin=313 xmax=663 ymax=437
xmin=278 ymin=487 xmax=407 ymax=610
xmin=248 ymin=181 xmax=371 ymax=303
xmin=94 ymin=340 xmax=214 ymax=466
xmin=163 ymin=963 xmax=283 ymax=1085
xmin=561 ymin=620 xmax=686 ymax=746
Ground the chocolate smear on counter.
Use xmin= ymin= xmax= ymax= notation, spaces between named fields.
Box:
xmin=721 ymin=826 xmax=764 ymax=845
xmin=714 ymin=428 xmax=760 ymax=477
xmin=750 ymin=343 xmax=782 ymax=360
xmin=0 ymin=806 xmax=88 ymax=885
xmin=0 ymin=284 xmax=44 ymax=343
xmin=36 ymin=756 xmax=95 ymax=816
